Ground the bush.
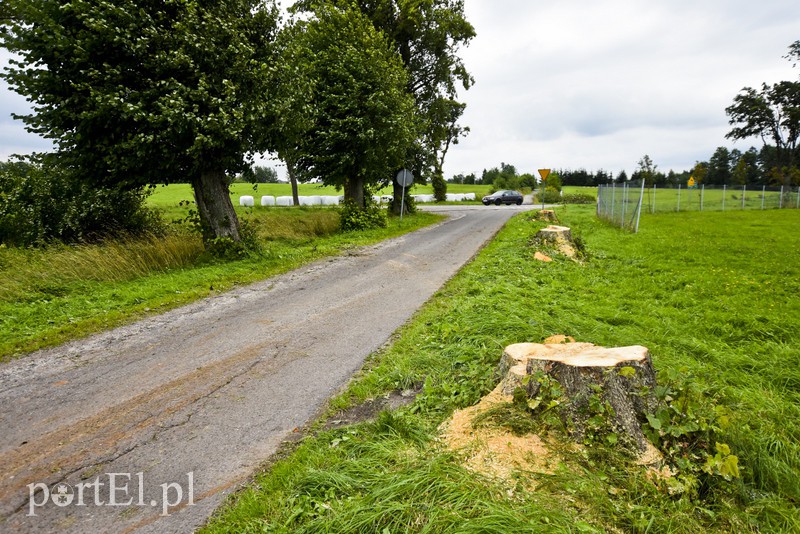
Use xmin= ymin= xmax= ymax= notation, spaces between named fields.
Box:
xmin=535 ymin=187 xmax=562 ymax=204
xmin=0 ymin=156 xmax=163 ymax=246
xmin=561 ymin=193 xmax=596 ymax=204
xmin=339 ymin=198 xmax=387 ymax=231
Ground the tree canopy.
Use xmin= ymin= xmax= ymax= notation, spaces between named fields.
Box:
xmin=726 ymin=41 xmax=800 ymax=185
xmin=278 ymin=5 xmax=417 ymax=207
xmin=2 ymin=0 xmax=280 ymax=242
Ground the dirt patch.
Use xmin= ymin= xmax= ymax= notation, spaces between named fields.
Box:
xmin=438 ymin=384 xmax=559 ymax=484
xmin=324 ymin=388 xmax=421 ymax=430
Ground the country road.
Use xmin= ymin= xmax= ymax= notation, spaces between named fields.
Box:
xmin=0 ymin=204 xmax=534 ymax=533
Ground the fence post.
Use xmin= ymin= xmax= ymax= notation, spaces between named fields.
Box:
xmin=762 ymin=185 xmax=766 ymax=210
xmin=797 ymin=187 xmax=799 ymax=209
xmin=621 ymin=183 xmax=627 ymax=227
xmin=635 ymin=180 xmax=645 ymax=233
xmin=742 ymin=185 xmax=746 ymax=210
xmin=722 ymin=185 xmax=726 ymax=211
xmin=780 ymin=186 xmax=784 ymax=209
xmin=700 ymin=184 xmax=705 ymax=211
xmin=677 ymin=184 xmax=681 ymax=212
xmin=652 ymin=184 xmax=656 ymax=214
xmin=611 ymin=183 xmax=616 ymax=221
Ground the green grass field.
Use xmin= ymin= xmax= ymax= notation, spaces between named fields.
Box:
xmin=203 ymin=206 xmax=800 ymax=533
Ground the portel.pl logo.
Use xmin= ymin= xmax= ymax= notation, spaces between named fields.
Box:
xmin=27 ymin=472 xmax=194 ymax=517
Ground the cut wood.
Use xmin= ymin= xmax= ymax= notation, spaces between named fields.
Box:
xmin=498 ymin=342 xmax=657 ymax=454
xmin=531 ymin=225 xmax=578 ymax=258
xmin=536 ymin=209 xmax=558 ymax=222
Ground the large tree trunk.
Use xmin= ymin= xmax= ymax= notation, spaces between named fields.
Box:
xmin=344 ymin=177 xmax=366 ymax=208
xmin=191 ymin=169 xmax=241 ymax=242
xmin=390 ymin=180 xmax=412 ymax=215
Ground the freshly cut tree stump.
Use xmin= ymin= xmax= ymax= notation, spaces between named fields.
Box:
xmin=536 ymin=209 xmax=559 ymax=222
xmin=534 ymin=225 xmax=572 ymax=244
xmin=498 ymin=342 xmax=658 ymax=454
xmin=531 ymin=225 xmax=578 ymax=258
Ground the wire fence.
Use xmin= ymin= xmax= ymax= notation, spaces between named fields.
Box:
xmin=597 ymin=182 xmax=800 ymax=232
xmin=640 ymin=184 xmax=800 ymax=214
xmin=596 ymin=181 xmax=645 ymax=232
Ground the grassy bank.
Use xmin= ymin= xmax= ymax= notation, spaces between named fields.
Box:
xmin=0 ymin=208 xmax=443 ymax=360
xmin=203 ymin=206 xmax=799 ymax=533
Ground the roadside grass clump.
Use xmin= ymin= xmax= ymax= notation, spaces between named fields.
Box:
xmin=204 ymin=206 xmax=800 ymax=533
xmin=0 ymin=205 xmax=442 ymax=360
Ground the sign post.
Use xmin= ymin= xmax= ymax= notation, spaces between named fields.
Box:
xmin=538 ymin=169 xmax=551 ymax=210
xmin=395 ymin=169 xmax=414 ymax=221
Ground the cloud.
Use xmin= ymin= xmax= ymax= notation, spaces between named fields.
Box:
xmin=442 ymin=0 xmax=800 ymax=177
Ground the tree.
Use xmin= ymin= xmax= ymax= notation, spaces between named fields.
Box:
xmin=707 ymin=147 xmax=732 ymax=184
xmin=1 ymin=0 xmax=280 ymax=244
xmin=293 ymin=0 xmax=475 ymax=214
xmin=725 ymin=42 xmax=800 ymax=186
xmin=635 ymin=155 xmax=658 ymax=186
xmin=278 ymin=5 xmax=417 ymax=208
xmin=241 ymin=165 xmax=279 ymax=184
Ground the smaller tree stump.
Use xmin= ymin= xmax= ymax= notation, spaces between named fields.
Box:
xmin=536 ymin=209 xmax=559 ymax=222
xmin=498 ymin=342 xmax=658 ymax=454
xmin=531 ymin=225 xmax=578 ymax=258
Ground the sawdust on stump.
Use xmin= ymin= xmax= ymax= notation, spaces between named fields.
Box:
xmin=438 ymin=384 xmax=557 ymax=484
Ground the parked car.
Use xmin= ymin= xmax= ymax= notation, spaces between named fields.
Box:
xmin=482 ymin=190 xmax=524 ymax=206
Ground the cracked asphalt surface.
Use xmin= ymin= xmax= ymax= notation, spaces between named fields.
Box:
xmin=0 ymin=204 xmax=534 ymax=533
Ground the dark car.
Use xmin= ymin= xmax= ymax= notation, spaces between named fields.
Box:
xmin=482 ymin=190 xmax=524 ymax=206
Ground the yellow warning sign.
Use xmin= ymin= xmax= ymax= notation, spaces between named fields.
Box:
xmin=538 ymin=169 xmax=551 ymax=182
xmin=688 ymin=176 xmax=696 ymax=187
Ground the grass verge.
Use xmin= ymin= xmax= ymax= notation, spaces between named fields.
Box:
xmin=202 ymin=206 xmax=799 ymax=533
xmin=0 ymin=208 xmax=443 ymax=361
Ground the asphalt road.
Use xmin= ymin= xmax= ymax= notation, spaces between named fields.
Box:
xmin=0 ymin=204 xmax=534 ymax=533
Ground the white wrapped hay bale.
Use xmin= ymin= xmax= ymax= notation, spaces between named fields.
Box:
xmin=446 ymin=193 xmax=457 ymax=201
xmin=321 ymin=196 xmax=340 ymax=205
xmin=421 ymin=194 xmax=436 ymax=203
xmin=381 ymin=195 xmax=394 ymax=203
xmin=308 ymin=195 xmax=323 ymax=205
xmin=465 ymin=193 xmax=476 ymax=201
xmin=261 ymin=195 xmax=276 ymax=206
xmin=276 ymin=196 xmax=293 ymax=206
xmin=372 ymin=195 xmax=382 ymax=204
xmin=239 ymin=195 xmax=255 ymax=207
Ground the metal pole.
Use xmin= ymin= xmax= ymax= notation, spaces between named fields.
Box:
xmin=635 ymin=179 xmax=645 ymax=233
xmin=742 ymin=185 xmax=746 ymax=210
xmin=621 ymin=183 xmax=627 ymax=227
xmin=722 ymin=185 xmax=726 ymax=211
xmin=762 ymin=186 xmax=766 ymax=210
xmin=611 ymin=183 xmax=616 ymax=222
xmin=677 ymin=184 xmax=681 ymax=212
xmin=700 ymin=184 xmax=705 ymax=211
xmin=780 ymin=186 xmax=784 ymax=209
xmin=652 ymin=184 xmax=657 ymax=214
xmin=400 ymin=183 xmax=406 ymax=221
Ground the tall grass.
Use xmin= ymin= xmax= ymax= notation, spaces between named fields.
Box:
xmin=203 ymin=206 xmax=800 ymax=533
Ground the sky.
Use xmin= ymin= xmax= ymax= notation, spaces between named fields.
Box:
xmin=1 ymin=0 xmax=799 ymax=179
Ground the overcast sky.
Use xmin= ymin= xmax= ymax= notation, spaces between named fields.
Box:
xmin=2 ymin=0 xmax=799 ymax=179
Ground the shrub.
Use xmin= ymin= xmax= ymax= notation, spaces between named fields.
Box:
xmin=561 ymin=193 xmax=596 ymax=204
xmin=339 ymin=198 xmax=387 ymax=231
xmin=0 ymin=156 xmax=163 ymax=246
xmin=535 ymin=187 xmax=562 ymax=204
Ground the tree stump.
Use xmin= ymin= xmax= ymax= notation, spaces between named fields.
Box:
xmin=536 ymin=209 xmax=559 ymax=222
xmin=498 ymin=342 xmax=658 ymax=454
xmin=531 ymin=225 xmax=578 ymax=258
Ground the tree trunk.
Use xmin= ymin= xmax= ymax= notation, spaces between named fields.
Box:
xmin=191 ymin=169 xmax=241 ymax=242
xmin=499 ymin=342 xmax=658 ymax=454
xmin=345 ymin=177 xmax=365 ymax=208
xmin=288 ymin=161 xmax=300 ymax=206
xmin=390 ymin=180 xmax=412 ymax=215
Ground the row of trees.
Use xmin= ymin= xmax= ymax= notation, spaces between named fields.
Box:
xmin=1 ymin=0 xmax=474 ymax=245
